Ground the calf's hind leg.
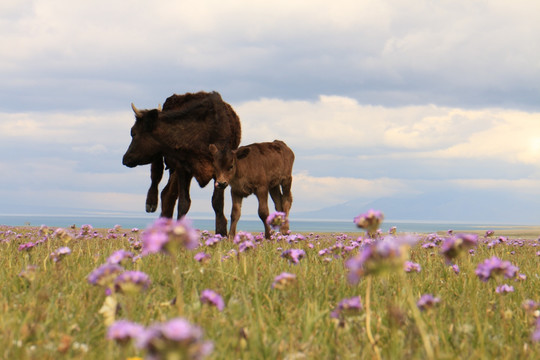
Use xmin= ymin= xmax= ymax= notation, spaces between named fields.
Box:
xmin=256 ymin=189 xmax=272 ymax=239
xmin=269 ymin=186 xmax=283 ymax=212
xmin=280 ymin=177 xmax=293 ymax=233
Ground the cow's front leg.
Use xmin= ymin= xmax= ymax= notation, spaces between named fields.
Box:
xmin=146 ymin=158 xmax=164 ymax=213
xmin=176 ymin=168 xmax=192 ymax=218
xmin=212 ymin=185 xmax=228 ymax=236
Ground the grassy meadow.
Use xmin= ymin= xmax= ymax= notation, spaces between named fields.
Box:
xmin=1 ymin=216 xmax=540 ymax=359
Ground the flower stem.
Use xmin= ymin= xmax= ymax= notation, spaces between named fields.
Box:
xmin=365 ymin=276 xmax=382 ymax=360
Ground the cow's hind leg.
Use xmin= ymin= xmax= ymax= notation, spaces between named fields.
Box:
xmin=160 ymin=170 xmax=178 ymax=218
xmin=269 ymin=186 xmax=283 ymax=212
xmin=212 ymin=186 xmax=228 ymax=237
xmin=280 ymin=177 xmax=293 ymax=233
xmin=146 ymin=158 xmax=164 ymax=213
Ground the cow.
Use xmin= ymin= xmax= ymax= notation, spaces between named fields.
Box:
xmin=208 ymin=140 xmax=294 ymax=239
xmin=122 ymin=91 xmax=241 ymax=236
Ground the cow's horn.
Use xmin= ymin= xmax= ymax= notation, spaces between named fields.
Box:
xmin=158 ymin=103 xmax=162 ymax=111
xmin=131 ymin=103 xmax=143 ymax=116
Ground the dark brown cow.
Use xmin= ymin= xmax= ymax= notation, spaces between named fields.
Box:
xmin=209 ymin=140 xmax=294 ymax=239
xmin=122 ymin=91 xmax=241 ymax=236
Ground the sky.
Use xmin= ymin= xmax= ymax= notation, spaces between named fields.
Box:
xmin=1 ymin=0 xmax=540 ymax=225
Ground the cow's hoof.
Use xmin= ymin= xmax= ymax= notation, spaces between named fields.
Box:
xmin=146 ymin=204 xmax=157 ymax=213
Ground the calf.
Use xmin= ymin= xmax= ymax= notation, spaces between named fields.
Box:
xmin=209 ymin=140 xmax=294 ymax=239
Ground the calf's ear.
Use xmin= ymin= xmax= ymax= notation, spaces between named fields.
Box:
xmin=235 ymin=147 xmax=250 ymax=159
xmin=209 ymin=144 xmax=218 ymax=155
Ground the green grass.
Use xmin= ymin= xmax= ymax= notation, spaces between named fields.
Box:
xmin=1 ymin=224 xmax=540 ymax=359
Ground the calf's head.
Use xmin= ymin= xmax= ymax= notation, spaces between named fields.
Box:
xmin=209 ymin=144 xmax=250 ymax=189
xmin=122 ymin=103 xmax=163 ymax=168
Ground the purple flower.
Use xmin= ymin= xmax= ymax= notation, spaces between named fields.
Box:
xmin=440 ymin=234 xmax=478 ymax=262
xmin=475 ymin=256 xmax=519 ymax=282
xmin=417 ymin=294 xmax=441 ymax=311
xmin=114 ymin=271 xmax=151 ymax=294
xmin=533 ymin=318 xmax=540 ymax=342
xmin=281 ymin=249 xmax=306 ymax=264
xmin=142 ymin=217 xmax=200 ymax=256
xmin=194 ymin=252 xmax=211 ymax=263
xmin=272 ymin=272 xmax=297 ymax=289
xmin=345 ymin=236 xmax=412 ymax=283
xmin=204 ymin=235 xmax=223 ymax=247
xmin=107 ymin=249 xmax=134 ymax=265
xmin=330 ymin=296 xmax=363 ymax=319
xmin=495 ymin=284 xmax=514 ymax=294
xmin=50 ymin=246 xmax=71 ymax=263
xmin=233 ymin=231 xmax=254 ymax=244
xmin=485 ymin=230 xmax=495 ymax=237
xmin=266 ymin=212 xmax=288 ymax=230
xmin=137 ymin=318 xmax=213 ymax=359
xmin=404 ymin=261 xmax=421 ymax=273
xmin=238 ymin=240 xmax=256 ymax=253
xmin=200 ymin=289 xmax=225 ymax=311
xmin=451 ymin=264 xmax=460 ymax=274
xmin=18 ymin=242 xmax=36 ymax=251
xmin=87 ymin=263 xmax=124 ymax=288
xmin=107 ymin=320 xmax=145 ymax=345
xmin=353 ymin=209 xmax=384 ymax=235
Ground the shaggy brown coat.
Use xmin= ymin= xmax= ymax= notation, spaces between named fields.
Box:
xmin=123 ymin=91 xmax=241 ymax=236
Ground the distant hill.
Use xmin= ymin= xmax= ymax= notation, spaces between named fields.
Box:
xmin=295 ymin=189 xmax=540 ymax=225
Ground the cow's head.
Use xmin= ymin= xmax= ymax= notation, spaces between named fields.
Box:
xmin=209 ymin=144 xmax=250 ymax=189
xmin=122 ymin=103 xmax=163 ymax=168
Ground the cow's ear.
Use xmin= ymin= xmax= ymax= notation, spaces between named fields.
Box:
xmin=144 ymin=109 xmax=159 ymax=132
xmin=235 ymin=147 xmax=250 ymax=159
xmin=209 ymin=144 xmax=218 ymax=156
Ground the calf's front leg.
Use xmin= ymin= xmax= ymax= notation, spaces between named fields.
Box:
xmin=256 ymin=189 xmax=271 ymax=239
xmin=229 ymin=192 xmax=243 ymax=239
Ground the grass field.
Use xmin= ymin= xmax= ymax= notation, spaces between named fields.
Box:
xmin=1 ymin=214 xmax=540 ymax=359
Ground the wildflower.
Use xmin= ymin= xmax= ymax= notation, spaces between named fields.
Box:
xmin=417 ymin=294 xmax=441 ymax=311
xmin=485 ymin=230 xmax=495 ymax=238
xmin=18 ymin=242 xmax=36 ymax=251
xmin=194 ymin=252 xmax=211 ymax=263
xmin=266 ymin=212 xmax=288 ymax=230
xmin=114 ymin=271 xmax=151 ymax=294
xmin=137 ymin=318 xmax=213 ymax=360
xmin=54 ymin=228 xmax=73 ymax=242
xmin=107 ymin=249 xmax=134 ymax=265
xmin=533 ymin=318 xmax=540 ymax=342
xmin=233 ymin=231 xmax=254 ymax=244
xmin=404 ymin=261 xmax=421 ymax=273
xmin=79 ymin=224 xmax=94 ymax=237
xmin=475 ymin=256 xmax=519 ymax=282
xmin=389 ymin=226 xmax=397 ymax=235
xmin=88 ymin=263 xmax=124 ymax=288
xmin=238 ymin=240 xmax=256 ymax=253
xmin=204 ymin=235 xmax=223 ymax=247
xmin=200 ymin=289 xmax=225 ymax=311
xmin=107 ymin=320 xmax=145 ymax=345
xmin=330 ymin=296 xmax=363 ymax=319
xmin=281 ymin=249 xmax=306 ymax=264
xmin=353 ymin=209 xmax=384 ymax=236
xmin=440 ymin=234 xmax=478 ymax=262
xmin=523 ymin=300 xmax=540 ymax=318
xmin=50 ymin=246 xmax=72 ymax=263
xmin=272 ymin=272 xmax=297 ymax=289
xmin=142 ymin=217 xmax=199 ymax=256
xmin=495 ymin=284 xmax=514 ymax=294
xmin=345 ymin=236 xmax=411 ymax=283
xmin=451 ymin=264 xmax=460 ymax=274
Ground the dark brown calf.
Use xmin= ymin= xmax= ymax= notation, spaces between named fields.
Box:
xmin=209 ymin=140 xmax=294 ymax=239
